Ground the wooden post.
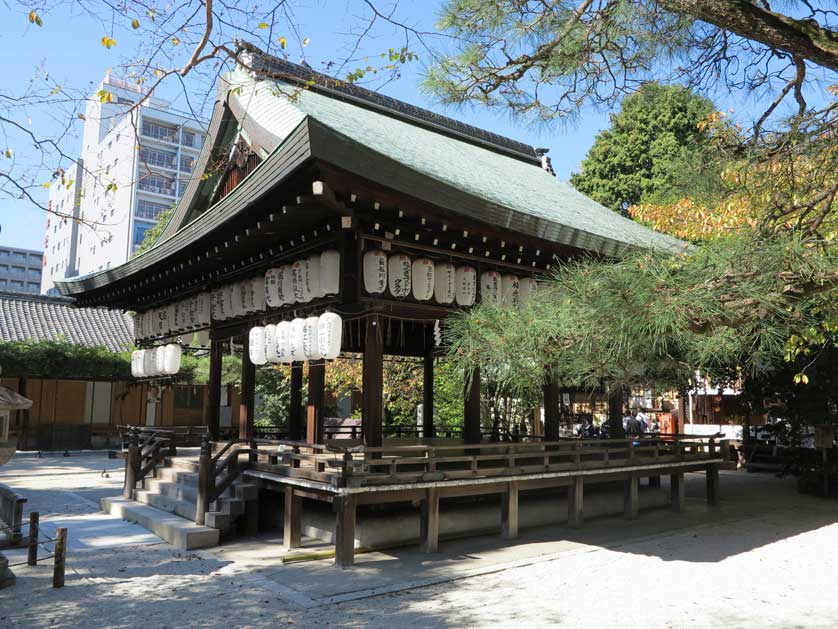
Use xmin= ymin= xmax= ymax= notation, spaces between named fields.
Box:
xmin=670 ymin=472 xmax=685 ymax=512
xmin=648 ymin=475 xmax=661 ymax=488
xmin=568 ymin=477 xmax=584 ymax=528
xmin=239 ymin=338 xmax=256 ymax=441
xmin=420 ymin=487 xmax=440 ymax=552
xmin=334 ymin=495 xmax=357 ymax=568
xmin=288 ymin=362 xmax=304 ymax=441
xmin=463 ymin=367 xmax=481 ymax=444
xmin=501 ymin=481 xmax=519 ymax=539
xmin=307 ymin=359 xmax=326 ymax=445
xmin=123 ymin=429 xmax=140 ymax=499
xmin=543 ymin=376 xmax=560 ymax=441
xmin=362 ymin=316 xmax=384 ymax=448
xmin=706 ymin=464 xmax=720 ymax=506
xmin=27 ymin=511 xmax=39 ymax=566
xmin=52 ymin=527 xmax=67 ymax=588
xmin=196 ymin=435 xmax=212 ymax=525
xmin=624 ymin=473 xmax=639 ymax=519
xmin=423 ymin=344 xmax=435 ymax=439
xmin=283 ymin=486 xmax=302 ymax=551
xmin=207 ymin=340 xmax=223 ymax=441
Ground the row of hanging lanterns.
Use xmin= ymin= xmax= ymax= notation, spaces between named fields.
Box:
xmin=362 ymin=250 xmax=537 ymax=306
xmin=248 ymin=312 xmax=343 ymax=365
xmin=130 ymin=344 xmax=182 ymax=378
xmin=135 ymin=293 xmax=212 ymax=341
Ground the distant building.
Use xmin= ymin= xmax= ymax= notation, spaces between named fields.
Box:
xmin=0 ymin=247 xmax=43 ymax=294
xmin=40 ymin=73 xmax=206 ymax=294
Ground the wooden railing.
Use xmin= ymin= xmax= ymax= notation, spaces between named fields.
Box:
xmin=122 ymin=427 xmax=173 ymax=499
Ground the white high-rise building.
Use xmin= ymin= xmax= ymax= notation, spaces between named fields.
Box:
xmin=41 ymin=74 xmax=205 ymax=294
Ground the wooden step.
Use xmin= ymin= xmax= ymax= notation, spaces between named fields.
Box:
xmin=102 ymin=496 xmax=220 ymax=549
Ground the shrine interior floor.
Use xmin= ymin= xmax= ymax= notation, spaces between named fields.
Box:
xmin=2 ymin=452 xmax=838 ymax=628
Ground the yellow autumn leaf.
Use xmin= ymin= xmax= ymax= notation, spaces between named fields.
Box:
xmin=279 ymin=36 xmax=287 ymax=49
xmin=41 ymin=182 xmax=51 ymax=189
xmin=302 ymin=38 xmax=310 ymax=47
xmin=171 ymin=36 xmax=180 ymax=46
xmin=258 ymin=22 xmax=269 ymax=29
xmin=131 ymin=19 xmax=140 ymax=29
xmin=101 ymin=36 xmax=117 ymax=49
xmin=4 ymin=148 xmax=12 ymax=159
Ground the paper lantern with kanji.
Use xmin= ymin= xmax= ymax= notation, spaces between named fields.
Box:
xmin=363 ymin=250 xmax=388 ymax=294
xmin=154 ymin=345 xmax=167 ymax=375
xmin=278 ymin=264 xmax=294 ymax=305
xmin=388 ymin=254 xmax=412 ymax=297
xmin=305 ymin=255 xmax=322 ymax=299
xmin=289 ymin=318 xmax=306 ymax=361
xmin=264 ymin=324 xmax=278 ymax=363
xmin=291 ymin=260 xmax=308 ymax=302
xmin=196 ymin=293 xmax=212 ymax=326
xmin=142 ymin=349 xmax=155 ymax=377
xmin=434 ymin=262 xmax=456 ymax=304
xmin=480 ymin=271 xmax=502 ymax=305
xmin=501 ymin=274 xmax=520 ymax=308
xmin=250 ymin=276 xmax=266 ymax=312
xmin=318 ymin=312 xmax=342 ymax=360
xmin=131 ymin=350 xmax=144 ymax=378
xmin=249 ymin=326 xmax=267 ymax=365
xmin=455 ymin=266 xmax=477 ymax=306
xmin=320 ymin=249 xmax=340 ymax=296
xmin=275 ymin=321 xmax=292 ymax=363
xmin=302 ymin=316 xmax=322 ymax=360
xmin=412 ymin=258 xmax=434 ymax=301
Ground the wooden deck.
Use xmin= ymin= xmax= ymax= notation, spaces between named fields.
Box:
xmin=229 ymin=434 xmax=727 ymax=566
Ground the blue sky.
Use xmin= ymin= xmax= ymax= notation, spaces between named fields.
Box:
xmin=0 ymin=1 xmax=612 ymax=252
xmin=2 ymin=1 xmax=828 ymax=253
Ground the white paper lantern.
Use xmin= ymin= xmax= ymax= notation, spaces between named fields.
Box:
xmin=279 ymin=264 xmax=295 ymax=305
xmin=388 ymin=254 xmax=412 ymax=297
xmin=434 ymin=262 xmax=456 ymax=304
xmin=225 ymin=283 xmax=239 ymax=318
xmin=288 ymin=318 xmax=306 ymax=362
xmin=501 ymin=274 xmax=521 ymax=308
xmin=249 ymin=327 xmax=267 ymax=365
xmin=175 ymin=301 xmax=186 ymax=330
xmin=291 ymin=260 xmax=308 ymax=302
xmin=519 ymin=277 xmax=537 ymax=304
xmin=142 ymin=349 xmax=155 ymax=377
xmin=131 ymin=350 xmax=143 ymax=378
xmin=166 ymin=303 xmax=177 ymax=333
xmin=275 ymin=320 xmax=292 ymax=363
xmin=235 ymin=281 xmax=250 ymax=317
xmin=133 ymin=314 xmax=143 ymax=342
xmin=481 ymin=271 xmax=502 ymax=306
xmin=305 ymin=255 xmax=322 ymax=299
xmin=265 ymin=268 xmax=282 ymax=307
xmin=318 ymin=312 xmax=342 ymax=360
xmin=320 ymin=249 xmax=340 ymax=296
xmin=412 ymin=258 xmax=435 ymax=301
xmin=250 ymin=276 xmax=266 ymax=312
xmin=302 ymin=316 xmax=322 ymax=360
xmin=455 ymin=266 xmax=477 ymax=306
xmin=163 ymin=344 xmax=182 ymax=375
xmin=155 ymin=308 xmax=169 ymax=336
xmin=264 ymin=324 xmax=278 ymax=363
xmin=197 ymin=293 xmax=212 ymax=326
xmin=363 ymin=250 xmax=387 ymax=294
xmin=154 ymin=346 xmax=167 ymax=375
xmin=211 ymin=288 xmax=225 ymax=321
xmin=195 ymin=329 xmax=210 ymax=348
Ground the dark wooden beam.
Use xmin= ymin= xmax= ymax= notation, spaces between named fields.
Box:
xmin=282 ymin=486 xmax=302 ymax=551
xmin=288 ymin=362 xmax=304 ymax=441
xmin=363 ymin=315 xmax=384 ymax=448
xmin=307 ymin=359 xmax=326 ymax=445
xmin=568 ymin=476 xmax=584 ymax=528
xmin=420 ymin=487 xmax=440 ymax=553
xmin=543 ymin=376 xmax=561 ymax=441
xmin=464 ymin=367 xmax=481 ymax=445
xmin=334 ymin=495 xmax=357 ymax=568
xmin=207 ymin=340 xmax=223 ymax=441
xmin=239 ymin=337 xmax=256 ymax=441
xmin=423 ymin=338 xmax=435 ymax=439
xmin=670 ymin=472 xmax=685 ymax=512
xmin=501 ymin=481 xmax=519 ymax=539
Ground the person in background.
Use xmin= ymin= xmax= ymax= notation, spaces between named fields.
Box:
xmin=622 ymin=408 xmax=633 ymax=431
xmin=636 ymin=409 xmax=649 ymax=433
xmin=626 ymin=411 xmax=643 ymax=437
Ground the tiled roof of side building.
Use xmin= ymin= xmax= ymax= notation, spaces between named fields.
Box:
xmin=0 ymin=290 xmax=133 ymax=352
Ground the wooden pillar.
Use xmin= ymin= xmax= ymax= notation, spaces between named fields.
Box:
xmin=362 ymin=316 xmax=384 ymax=448
xmin=648 ymin=475 xmax=661 ymax=488
xmin=423 ymin=345 xmax=435 ymax=439
xmin=501 ymin=481 xmax=519 ymax=539
xmin=420 ymin=487 xmax=440 ymax=553
xmin=543 ymin=376 xmax=560 ymax=441
xmin=283 ymin=486 xmax=302 ymax=550
xmin=288 ymin=362 xmax=303 ymax=441
xmin=207 ymin=340 xmax=223 ymax=441
xmin=463 ymin=367 xmax=481 ymax=444
xmin=670 ymin=472 xmax=685 ymax=512
xmin=307 ymin=359 xmax=326 ymax=444
xmin=706 ymin=464 xmax=720 ymax=505
xmin=239 ymin=338 xmax=256 ymax=441
xmin=624 ymin=473 xmax=639 ymax=519
xmin=334 ymin=495 xmax=357 ymax=568
xmin=568 ymin=476 xmax=584 ymax=528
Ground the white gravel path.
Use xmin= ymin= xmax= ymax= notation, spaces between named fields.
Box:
xmin=2 ymin=453 xmax=837 ymax=628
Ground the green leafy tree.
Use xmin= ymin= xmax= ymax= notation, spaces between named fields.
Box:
xmin=132 ymin=207 xmax=174 ymax=257
xmin=569 ymin=83 xmax=717 ymax=212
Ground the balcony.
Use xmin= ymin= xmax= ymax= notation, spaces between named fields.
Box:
xmin=137 ymin=181 xmax=176 ymax=197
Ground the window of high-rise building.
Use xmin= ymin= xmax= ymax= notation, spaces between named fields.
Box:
xmin=138 ymin=173 xmax=176 ymax=196
xmin=142 ymin=120 xmax=178 ymax=143
xmin=136 ymin=199 xmax=170 ymax=221
xmin=139 ymin=147 xmax=177 ymax=170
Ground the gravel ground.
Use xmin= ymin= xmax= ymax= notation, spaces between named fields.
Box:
xmin=2 ymin=454 xmax=837 ymax=628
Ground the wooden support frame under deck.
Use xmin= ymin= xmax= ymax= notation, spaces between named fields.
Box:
xmin=334 ymin=494 xmax=357 ymax=568
xmin=568 ymin=476 xmax=584 ymax=528
xmin=420 ymin=487 xmax=440 ymax=553
xmin=501 ymin=481 xmax=519 ymax=539
xmin=283 ymin=486 xmax=302 ymax=550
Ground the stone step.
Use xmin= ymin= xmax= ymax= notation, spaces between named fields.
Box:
xmin=166 ymin=457 xmax=200 ymax=472
xmin=134 ymin=488 xmax=237 ymax=531
xmin=156 ymin=467 xmax=200 ymax=485
xmin=101 ymin=496 xmax=220 ymax=550
xmin=141 ymin=478 xmax=246 ymax=516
